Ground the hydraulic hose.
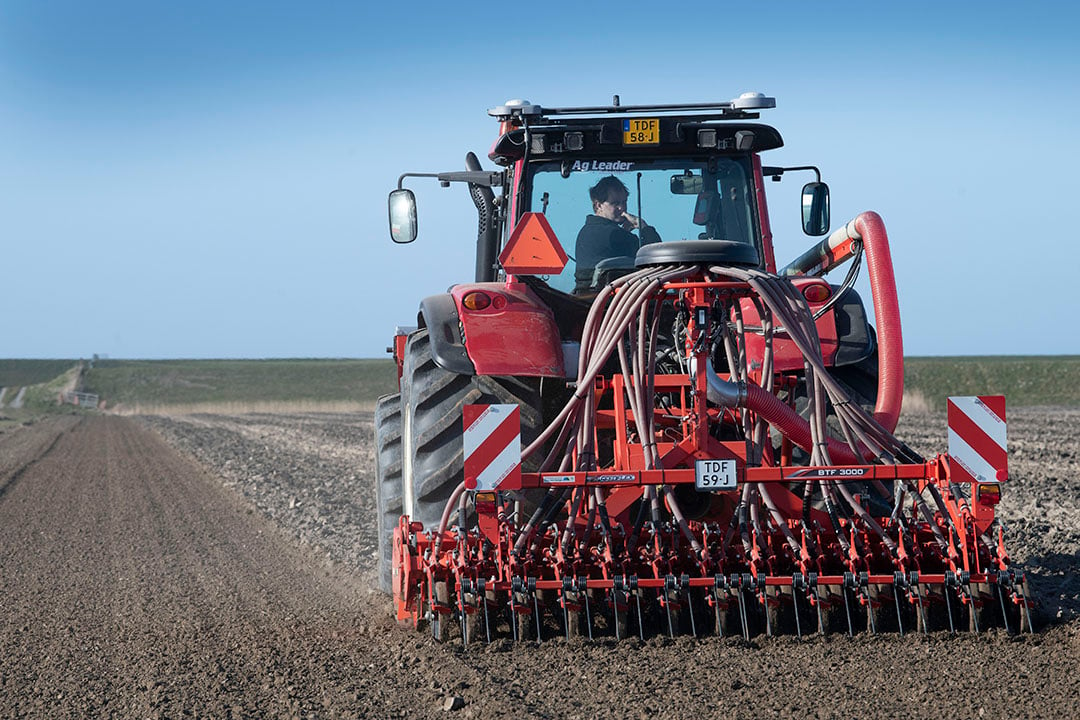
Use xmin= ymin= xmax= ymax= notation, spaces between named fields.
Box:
xmin=822 ymin=212 xmax=904 ymax=432
xmin=777 ymin=212 xmax=903 ymax=432
xmin=744 ymin=381 xmax=862 ymax=465
xmin=692 ymin=353 xmax=862 ymax=465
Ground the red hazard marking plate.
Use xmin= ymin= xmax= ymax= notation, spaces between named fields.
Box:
xmin=947 ymin=395 xmax=1007 ymax=483
xmin=463 ymin=404 xmax=521 ymax=491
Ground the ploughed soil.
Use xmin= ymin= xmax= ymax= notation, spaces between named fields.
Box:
xmin=1 ymin=409 xmax=1078 ymax=719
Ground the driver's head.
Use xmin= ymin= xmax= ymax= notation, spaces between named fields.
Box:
xmin=590 ymin=176 xmax=629 ymax=221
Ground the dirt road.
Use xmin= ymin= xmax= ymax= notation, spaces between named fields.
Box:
xmin=0 ymin=416 xmax=455 ymax=719
xmin=2 ymin=413 xmax=1079 ymax=719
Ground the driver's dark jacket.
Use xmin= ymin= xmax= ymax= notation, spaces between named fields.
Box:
xmin=574 ymin=215 xmax=661 ymax=293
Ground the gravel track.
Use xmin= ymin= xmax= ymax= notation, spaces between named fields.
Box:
xmin=1 ymin=409 xmax=1078 ymax=719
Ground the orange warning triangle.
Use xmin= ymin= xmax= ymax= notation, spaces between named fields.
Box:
xmin=498 ymin=212 xmax=568 ymax=275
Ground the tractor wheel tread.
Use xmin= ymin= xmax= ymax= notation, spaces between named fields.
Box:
xmin=401 ymin=329 xmax=542 ymax=530
xmin=374 ymin=392 xmax=404 ymax=594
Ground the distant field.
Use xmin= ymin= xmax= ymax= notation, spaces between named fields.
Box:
xmin=0 ymin=359 xmax=78 ymax=388
xmin=905 ymin=356 xmax=1080 ymax=410
xmin=82 ymin=359 xmax=398 ymax=412
xmin=2 ymin=356 xmax=1078 ymax=414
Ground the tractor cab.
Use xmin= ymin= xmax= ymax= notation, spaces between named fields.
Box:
xmin=390 ymin=93 xmax=830 ymax=288
xmin=485 ymin=94 xmax=826 ymax=294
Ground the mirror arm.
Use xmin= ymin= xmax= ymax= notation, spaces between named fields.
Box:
xmin=397 ymin=171 xmax=505 ymax=189
xmin=761 ymin=165 xmax=821 ymax=182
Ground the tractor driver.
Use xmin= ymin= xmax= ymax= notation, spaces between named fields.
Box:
xmin=574 ymin=176 xmax=660 ymax=294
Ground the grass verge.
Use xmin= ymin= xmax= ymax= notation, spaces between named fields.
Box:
xmin=82 ymin=359 xmax=397 ymax=410
xmin=3 ymin=356 xmax=1078 ymax=416
xmin=904 ymin=356 xmax=1080 ymax=411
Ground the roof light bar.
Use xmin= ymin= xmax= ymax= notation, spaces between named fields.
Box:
xmin=488 ymin=92 xmax=776 ymax=122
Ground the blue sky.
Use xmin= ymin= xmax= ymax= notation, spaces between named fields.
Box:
xmin=1 ymin=1 xmax=1077 ymax=359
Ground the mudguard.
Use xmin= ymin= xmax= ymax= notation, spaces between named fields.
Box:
xmin=831 ymin=287 xmax=875 ymax=367
xmin=418 ymin=293 xmax=475 ymax=375
xmin=419 ymin=282 xmax=564 ymax=378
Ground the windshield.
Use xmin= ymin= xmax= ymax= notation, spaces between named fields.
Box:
xmin=526 ymin=156 xmax=758 ymax=294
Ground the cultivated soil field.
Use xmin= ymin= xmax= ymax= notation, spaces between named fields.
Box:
xmin=1 ymin=407 xmax=1078 ymax=719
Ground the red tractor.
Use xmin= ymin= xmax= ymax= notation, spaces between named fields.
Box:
xmin=376 ymin=94 xmax=1030 ymax=642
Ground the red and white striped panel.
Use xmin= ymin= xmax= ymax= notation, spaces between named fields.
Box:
xmin=947 ymin=396 xmax=1007 ymax=484
xmin=463 ymin=404 xmax=521 ymax=491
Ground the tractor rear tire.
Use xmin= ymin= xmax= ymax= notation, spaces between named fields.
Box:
xmin=400 ymin=328 xmax=543 ymax=530
xmin=374 ymin=393 xmax=403 ymax=594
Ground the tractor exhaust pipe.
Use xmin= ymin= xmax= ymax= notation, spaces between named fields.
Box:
xmin=465 ymin=152 xmax=499 ymax=283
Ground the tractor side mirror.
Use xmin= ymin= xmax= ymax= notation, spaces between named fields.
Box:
xmin=801 ymin=181 xmax=830 ymax=236
xmin=389 ymin=188 xmax=418 ymax=244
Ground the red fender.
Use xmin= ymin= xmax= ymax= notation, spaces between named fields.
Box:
xmin=452 ymin=282 xmax=564 ymax=377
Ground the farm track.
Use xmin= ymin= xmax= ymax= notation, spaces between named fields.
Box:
xmin=1 ymin=410 xmax=1079 ymax=718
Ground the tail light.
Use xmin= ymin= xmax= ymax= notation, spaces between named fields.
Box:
xmin=801 ymin=283 xmax=832 ymax=304
xmin=976 ymin=483 xmax=1001 ymax=506
xmin=461 ymin=291 xmax=492 ymax=311
xmin=474 ymin=492 xmax=497 ymax=514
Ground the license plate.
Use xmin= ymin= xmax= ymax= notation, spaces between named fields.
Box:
xmin=695 ymin=459 xmax=737 ymax=490
xmin=623 ymin=118 xmax=659 ymax=145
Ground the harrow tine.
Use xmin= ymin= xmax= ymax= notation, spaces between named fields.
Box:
xmin=634 ymin=578 xmax=645 ymax=642
xmin=842 ymin=574 xmax=854 ymax=637
xmin=509 ymin=576 xmax=522 ymax=643
xmin=793 ymin=590 xmax=802 ymax=641
xmin=611 ymin=576 xmax=627 ymax=641
xmin=863 ymin=574 xmax=877 ymax=635
xmin=458 ymin=582 xmax=469 ymax=648
xmin=1019 ymin=576 xmax=1034 ymax=634
xmin=810 ymin=575 xmax=825 ymax=636
xmin=610 ymin=587 xmax=620 ymax=641
xmin=663 ymin=575 xmax=675 ymax=638
xmin=944 ymin=574 xmax=956 ymax=635
xmin=996 ymin=577 xmax=1012 ymax=635
xmin=480 ymin=579 xmax=491 ymax=644
xmin=737 ymin=576 xmax=750 ymax=641
xmin=914 ymin=578 xmax=928 ymax=636
xmin=534 ymin=591 xmax=542 ymax=642
xmin=683 ymin=575 xmax=697 ymax=638
xmin=430 ymin=582 xmax=445 ymax=642
xmin=713 ymin=575 xmax=725 ymax=639
xmin=582 ymin=578 xmax=594 ymax=641
xmin=893 ymin=579 xmax=904 ymax=637
xmin=560 ymin=578 xmax=571 ymax=641
xmin=764 ymin=589 xmax=773 ymax=638
xmin=967 ymin=580 xmax=980 ymax=635
xmin=792 ymin=575 xmax=804 ymax=641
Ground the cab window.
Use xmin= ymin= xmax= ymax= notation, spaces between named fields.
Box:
xmin=526 ymin=157 xmax=758 ymax=294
